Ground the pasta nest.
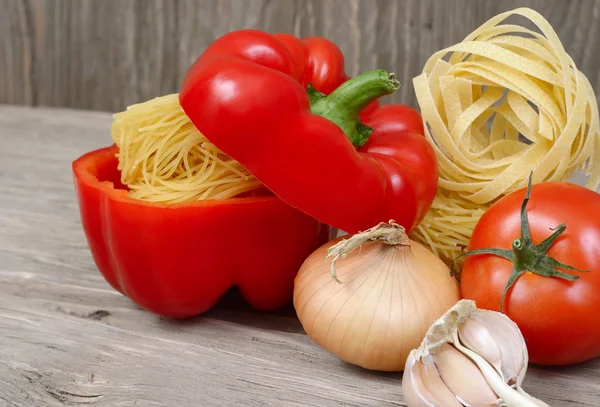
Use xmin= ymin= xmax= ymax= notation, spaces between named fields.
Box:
xmin=111 ymin=93 xmax=261 ymax=204
xmin=410 ymin=8 xmax=600 ymax=266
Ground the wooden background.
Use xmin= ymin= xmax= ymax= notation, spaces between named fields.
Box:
xmin=1 ymin=0 xmax=600 ymax=113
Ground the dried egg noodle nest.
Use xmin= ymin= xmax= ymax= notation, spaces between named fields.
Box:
xmin=410 ymin=7 xmax=600 ymax=266
xmin=111 ymin=93 xmax=262 ymax=204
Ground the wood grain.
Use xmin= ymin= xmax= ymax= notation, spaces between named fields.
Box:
xmin=1 ymin=105 xmax=600 ymax=406
xmin=1 ymin=0 xmax=599 ymax=112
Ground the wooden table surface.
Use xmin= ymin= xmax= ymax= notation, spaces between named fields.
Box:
xmin=1 ymin=105 xmax=600 ymax=407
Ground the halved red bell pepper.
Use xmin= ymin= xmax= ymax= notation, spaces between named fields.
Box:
xmin=179 ymin=29 xmax=437 ymax=234
xmin=72 ymin=145 xmax=330 ymax=318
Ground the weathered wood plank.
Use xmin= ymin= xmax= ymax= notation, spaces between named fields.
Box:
xmin=0 ymin=105 xmax=599 ymax=406
xmin=1 ymin=0 xmax=599 ymax=112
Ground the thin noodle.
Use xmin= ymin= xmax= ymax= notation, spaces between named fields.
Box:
xmin=111 ymin=93 xmax=262 ymax=203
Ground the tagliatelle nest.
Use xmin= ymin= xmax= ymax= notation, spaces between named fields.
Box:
xmin=410 ymin=7 xmax=600 ymax=267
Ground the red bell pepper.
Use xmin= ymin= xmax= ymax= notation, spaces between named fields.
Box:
xmin=72 ymin=145 xmax=330 ymax=318
xmin=179 ymin=29 xmax=437 ymax=234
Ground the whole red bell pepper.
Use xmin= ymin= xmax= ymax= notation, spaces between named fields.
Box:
xmin=72 ymin=145 xmax=330 ymax=318
xmin=180 ymin=29 xmax=437 ymax=234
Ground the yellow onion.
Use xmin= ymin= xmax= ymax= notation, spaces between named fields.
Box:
xmin=293 ymin=221 xmax=461 ymax=371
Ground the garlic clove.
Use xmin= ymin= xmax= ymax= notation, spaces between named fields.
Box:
xmin=434 ymin=343 xmax=502 ymax=406
xmin=458 ymin=317 xmax=503 ymax=375
xmin=452 ymin=332 xmax=551 ymax=407
xmin=472 ymin=309 xmax=528 ymax=386
xmin=420 ymin=359 xmax=464 ymax=406
xmin=402 ymin=351 xmax=436 ymax=407
xmin=402 ymin=350 xmax=463 ymax=407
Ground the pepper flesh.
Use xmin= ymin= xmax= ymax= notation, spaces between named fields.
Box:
xmin=179 ymin=29 xmax=437 ymax=234
xmin=72 ymin=145 xmax=330 ymax=318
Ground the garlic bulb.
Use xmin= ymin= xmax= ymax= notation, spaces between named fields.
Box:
xmin=402 ymin=299 xmax=550 ymax=407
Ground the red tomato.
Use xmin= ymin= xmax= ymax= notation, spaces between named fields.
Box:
xmin=460 ymin=181 xmax=600 ymax=366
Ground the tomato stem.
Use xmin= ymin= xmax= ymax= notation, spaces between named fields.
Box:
xmin=310 ymin=69 xmax=400 ymax=148
xmin=455 ymin=172 xmax=591 ymax=313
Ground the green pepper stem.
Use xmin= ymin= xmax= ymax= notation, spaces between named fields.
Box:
xmin=310 ymin=69 xmax=400 ymax=147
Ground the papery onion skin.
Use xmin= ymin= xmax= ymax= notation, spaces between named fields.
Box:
xmin=293 ymin=235 xmax=460 ymax=372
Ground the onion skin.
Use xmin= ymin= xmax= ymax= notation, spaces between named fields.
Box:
xmin=293 ymin=235 xmax=461 ymax=371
